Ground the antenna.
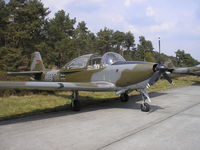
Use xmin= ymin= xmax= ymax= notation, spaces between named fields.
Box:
xmin=158 ymin=37 xmax=161 ymax=64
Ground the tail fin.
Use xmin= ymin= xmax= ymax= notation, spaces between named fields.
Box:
xmin=30 ymin=52 xmax=45 ymax=71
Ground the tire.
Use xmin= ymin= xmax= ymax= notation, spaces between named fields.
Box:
xmin=71 ymin=100 xmax=80 ymax=111
xmin=141 ymin=103 xmax=150 ymax=112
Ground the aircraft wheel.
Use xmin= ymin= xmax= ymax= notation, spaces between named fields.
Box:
xmin=71 ymin=100 xmax=80 ymax=111
xmin=141 ymin=102 xmax=150 ymax=112
xmin=120 ymin=93 xmax=129 ymax=102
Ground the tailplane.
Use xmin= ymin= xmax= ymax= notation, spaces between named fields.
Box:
xmin=7 ymin=52 xmax=45 ymax=79
xmin=30 ymin=52 xmax=45 ymax=71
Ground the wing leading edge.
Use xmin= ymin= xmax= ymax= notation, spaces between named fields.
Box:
xmin=7 ymin=71 xmax=43 ymax=76
xmin=0 ymin=81 xmax=116 ymax=91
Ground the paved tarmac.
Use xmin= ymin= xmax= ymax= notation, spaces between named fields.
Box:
xmin=1 ymin=85 xmax=200 ymax=150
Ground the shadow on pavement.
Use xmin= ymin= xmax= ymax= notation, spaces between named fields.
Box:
xmin=0 ymin=92 xmax=167 ymax=125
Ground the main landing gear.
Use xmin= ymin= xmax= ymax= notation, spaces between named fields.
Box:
xmin=71 ymin=91 xmax=80 ymax=111
xmin=120 ymin=93 xmax=129 ymax=102
xmin=70 ymin=90 xmax=151 ymax=112
xmin=139 ymin=89 xmax=151 ymax=112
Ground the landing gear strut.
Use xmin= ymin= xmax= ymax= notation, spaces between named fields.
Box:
xmin=120 ymin=93 xmax=129 ymax=102
xmin=139 ymin=89 xmax=151 ymax=112
xmin=71 ymin=91 xmax=80 ymax=111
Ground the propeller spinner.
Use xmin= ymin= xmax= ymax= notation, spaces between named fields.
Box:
xmin=149 ymin=64 xmax=173 ymax=86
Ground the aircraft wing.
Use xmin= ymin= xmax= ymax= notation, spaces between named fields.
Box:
xmin=0 ymin=81 xmax=116 ymax=91
xmin=7 ymin=71 xmax=43 ymax=76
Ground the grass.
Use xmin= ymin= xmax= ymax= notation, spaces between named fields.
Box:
xmin=0 ymin=75 xmax=200 ymax=121
xmin=149 ymin=75 xmax=200 ymax=92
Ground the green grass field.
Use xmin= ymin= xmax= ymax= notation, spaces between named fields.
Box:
xmin=0 ymin=75 xmax=200 ymax=121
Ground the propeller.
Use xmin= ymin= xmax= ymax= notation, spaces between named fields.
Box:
xmin=148 ymin=64 xmax=173 ymax=86
xmin=148 ymin=37 xmax=174 ymax=86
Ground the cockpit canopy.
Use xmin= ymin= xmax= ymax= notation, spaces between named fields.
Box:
xmin=63 ymin=52 xmax=126 ymax=70
xmin=101 ymin=52 xmax=125 ymax=66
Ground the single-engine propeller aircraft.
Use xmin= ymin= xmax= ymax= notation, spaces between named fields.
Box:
xmin=0 ymin=52 xmax=174 ymax=112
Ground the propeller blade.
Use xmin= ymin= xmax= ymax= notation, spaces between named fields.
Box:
xmin=162 ymin=72 xmax=173 ymax=84
xmin=149 ymin=63 xmax=174 ymax=86
xmin=149 ymin=71 xmax=161 ymax=85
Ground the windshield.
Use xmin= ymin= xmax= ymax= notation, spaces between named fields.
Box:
xmin=63 ymin=52 xmax=125 ymax=69
xmin=101 ymin=52 xmax=126 ymax=66
xmin=63 ymin=54 xmax=93 ymax=69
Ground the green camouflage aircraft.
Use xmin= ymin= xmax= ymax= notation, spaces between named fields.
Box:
xmin=172 ymin=65 xmax=200 ymax=76
xmin=0 ymin=52 xmax=175 ymax=112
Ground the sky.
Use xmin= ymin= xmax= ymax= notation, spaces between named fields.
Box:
xmin=41 ymin=0 xmax=200 ymax=61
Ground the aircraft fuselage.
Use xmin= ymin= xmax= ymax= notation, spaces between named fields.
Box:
xmin=41 ymin=63 xmax=155 ymax=88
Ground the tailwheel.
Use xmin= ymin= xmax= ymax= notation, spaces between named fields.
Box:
xmin=141 ymin=102 xmax=150 ymax=112
xmin=120 ymin=93 xmax=129 ymax=102
xmin=71 ymin=91 xmax=80 ymax=111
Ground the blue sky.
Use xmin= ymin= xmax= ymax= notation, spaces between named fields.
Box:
xmin=41 ymin=0 xmax=200 ymax=61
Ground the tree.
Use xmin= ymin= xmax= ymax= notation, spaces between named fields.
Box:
xmin=96 ymin=27 xmax=114 ymax=55
xmin=0 ymin=47 xmax=24 ymax=71
xmin=175 ymin=50 xmax=199 ymax=67
xmin=85 ymin=32 xmax=98 ymax=54
xmin=0 ymin=0 xmax=49 ymax=71
xmin=0 ymin=0 xmax=8 ymax=47
xmin=74 ymin=21 xmax=89 ymax=39
xmin=137 ymin=36 xmax=154 ymax=61
xmin=48 ymin=10 xmax=76 ymax=41
xmin=74 ymin=21 xmax=91 ymax=56
xmin=145 ymin=51 xmax=156 ymax=62
xmin=123 ymin=32 xmax=135 ymax=60
xmin=5 ymin=0 xmax=49 ymax=50
xmin=112 ymin=31 xmax=125 ymax=54
xmin=124 ymin=31 xmax=135 ymax=51
xmin=47 ymin=10 xmax=76 ymax=67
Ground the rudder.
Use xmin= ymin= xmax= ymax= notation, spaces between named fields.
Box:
xmin=30 ymin=52 xmax=45 ymax=71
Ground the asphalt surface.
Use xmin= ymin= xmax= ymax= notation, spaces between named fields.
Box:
xmin=1 ymin=85 xmax=200 ymax=150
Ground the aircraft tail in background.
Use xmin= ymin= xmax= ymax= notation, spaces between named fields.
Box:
xmin=7 ymin=52 xmax=45 ymax=76
xmin=30 ymin=52 xmax=45 ymax=71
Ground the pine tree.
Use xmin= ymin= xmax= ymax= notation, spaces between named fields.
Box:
xmin=0 ymin=0 xmax=49 ymax=71
xmin=0 ymin=0 xmax=8 ymax=47
xmin=47 ymin=10 xmax=76 ymax=67
xmin=137 ymin=36 xmax=154 ymax=61
xmin=96 ymin=27 xmax=114 ymax=55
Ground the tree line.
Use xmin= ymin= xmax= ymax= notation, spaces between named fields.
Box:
xmin=0 ymin=0 xmax=199 ymax=72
